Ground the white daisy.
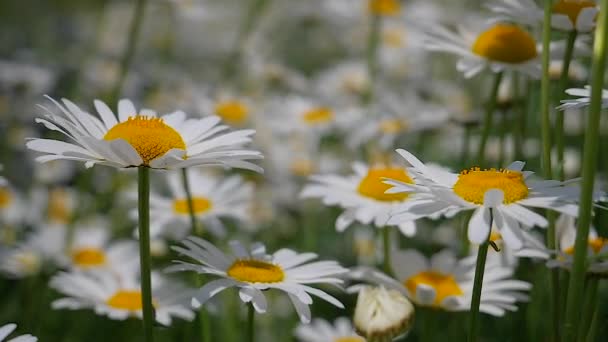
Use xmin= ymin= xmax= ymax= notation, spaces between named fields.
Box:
xmin=387 ymin=149 xmax=581 ymax=248
xmin=301 ymin=162 xmax=421 ymax=237
xmin=295 ymin=317 xmax=365 ymax=342
xmin=0 ymin=182 xmax=25 ymax=226
xmin=351 ymin=248 xmax=531 ymax=316
xmin=196 ymin=90 xmax=253 ymax=127
xmin=353 ymin=286 xmax=414 ymax=341
xmin=423 ymin=21 xmax=540 ymax=78
xmin=26 ymin=96 xmax=263 ymax=171
xmin=28 ymin=187 xmax=76 ymax=226
xmin=557 ymin=86 xmax=608 ymax=110
xmin=367 ymin=0 xmax=402 ymax=17
xmin=145 ymin=169 xmax=253 ymax=239
xmin=266 ymin=95 xmax=337 ymax=137
xmin=50 ymin=269 xmax=195 ymax=326
xmin=314 ymin=61 xmax=370 ymax=106
xmin=0 ymin=323 xmax=37 ymax=342
xmin=166 ymin=237 xmax=348 ymax=323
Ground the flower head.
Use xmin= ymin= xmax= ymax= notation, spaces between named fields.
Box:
xmin=353 ymin=286 xmax=414 ymax=341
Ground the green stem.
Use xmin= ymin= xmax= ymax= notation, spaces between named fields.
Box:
xmin=180 ymin=169 xmax=200 ymax=235
xmin=563 ymin=1 xmax=608 ymax=340
xmin=462 ymin=124 xmax=472 ymax=167
xmin=467 ymin=209 xmax=493 ymax=342
xmin=498 ymin=111 xmax=506 ymax=166
xmin=511 ymin=72 xmax=523 ymax=160
xmin=577 ymin=277 xmax=599 ymax=341
xmin=137 ymin=166 xmax=154 ymax=342
xmin=247 ymin=303 xmax=255 ymax=342
xmin=555 ymin=31 xmax=578 ymax=181
xmin=585 ymin=295 xmax=601 ymax=342
xmin=110 ymin=0 xmax=148 ymax=104
xmin=476 ymin=72 xmax=503 ymax=166
xmin=382 ymin=228 xmax=393 ymax=276
xmin=364 ymin=13 xmax=381 ymax=103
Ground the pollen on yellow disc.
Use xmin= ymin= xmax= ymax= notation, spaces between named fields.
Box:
xmin=489 ymin=230 xmax=502 ymax=242
xmin=103 ymin=116 xmax=186 ymax=166
xmin=553 ymin=0 xmax=595 ymax=26
xmin=107 ymin=290 xmax=150 ymax=311
xmin=227 ymin=259 xmax=285 ymax=283
xmin=471 ymin=24 xmax=538 ymax=64
xmin=215 ymin=100 xmax=249 ymax=125
xmin=334 ymin=337 xmax=366 ymax=342
xmin=357 ymin=167 xmax=413 ymax=202
xmin=405 ymin=271 xmax=464 ymax=306
xmin=302 ymin=107 xmax=334 ymax=126
xmin=72 ymin=248 xmax=106 ymax=267
xmin=0 ymin=187 xmax=12 ymax=208
xmin=173 ymin=197 xmax=213 ymax=214
xmin=453 ymin=168 xmax=529 ymax=205
xmin=368 ymin=0 xmax=401 ymax=16
xmin=379 ymin=119 xmax=405 ymax=134
xmin=48 ymin=188 xmax=71 ymax=224
xmin=565 ymin=237 xmax=608 ymax=255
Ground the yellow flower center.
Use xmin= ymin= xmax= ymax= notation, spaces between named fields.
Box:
xmin=72 ymin=247 xmax=106 ymax=268
xmin=489 ymin=230 xmax=502 ymax=242
xmin=453 ymin=168 xmax=529 ymax=205
xmin=173 ymin=197 xmax=213 ymax=215
xmin=106 ymin=290 xmax=154 ymax=311
xmin=382 ymin=28 xmax=406 ymax=48
xmin=215 ymin=100 xmax=249 ymax=125
xmin=565 ymin=237 xmax=608 ymax=255
xmin=48 ymin=188 xmax=71 ymax=224
xmin=227 ymin=259 xmax=285 ymax=283
xmin=368 ymin=0 xmax=401 ymax=16
xmin=471 ymin=24 xmax=538 ymax=64
xmin=103 ymin=116 xmax=186 ymax=166
xmin=335 ymin=337 xmax=365 ymax=342
xmin=379 ymin=119 xmax=405 ymax=134
xmin=0 ymin=187 xmax=12 ymax=209
xmin=357 ymin=167 xmax=413 ymax=202
xmin=405 ymin=271 xmax=464 ymax=306
xmin=302 ymin=107 xmax=334 ymax=126
xmin=290 ymin=159 xmax=315 ymax=177
xmin=553 ymin=0 xmax=595 ymax=26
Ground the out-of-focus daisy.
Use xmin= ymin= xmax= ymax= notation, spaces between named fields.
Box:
xmin=166 ymin=237 xmax=348 ymax=323
xmin=295 ymin=317 xmax=364 ymax=342
xmin=557 ymin=86 xmax=608 ymax=110
xmin=353 ymin=286 xmax=414 ymax=341
xmin=368 ymin=0 xmax=402 ymax=17
xmin=301 ymin=162 xmax=420 ymax=236
xmin=487 ymin=0 xmax=597 ymax=33
xmin=63 ymin=226 xmax=139 ymax=272
xmin=1 ymin=225 xmax=66 ymax=278
xmin=314 ymin=61 xmax=370 ymax=105
xmin=26 ymin=97 xmax=262 ymax=171
xmin=266 ymin=95 xmax=337 ymax=137
xmin=50 ymin=269 xmax=195 ymax=326
xmin=28 ymin=187 xmax=76 ymax=226
xmin=352 ymin=248 xmax=531 ymax=315
xmin=32 ymin=159 xmax=77 ymax=184
xmin=0 ymin=323 xmax=37 ymax=342
xmin=388 ymin=149 xmax=580 ymax=248
xmin=423 ymin=22 xmax=540 ymax=78
xmin=547 ymin=214 xmax=608 ymax=274
xmin=145 ymin=169 xmax=253 ymax=239
xmin=0 ymin=183 xmax=25 ymax=226
xmin=197 ymin=91 xmax=253 ymax=127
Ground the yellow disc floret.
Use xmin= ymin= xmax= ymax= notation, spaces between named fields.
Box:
xmin=357 ymin=167 xmax=413 ymax=202
xmin=48 ymin=188 xmax=71 ymax=224
xmin=215 ymin=100 xmax=249 ymax=125
xmin=453 ymin=168 xmax=529 ymax=205
xmin=553 ymin=0 xmax=595 ymax=26
xmin=565 ymin=237 xmax=608 ymax=255
xmin=103 ymin=116 xmax=186 ymax=166
xmin=72 ymin=247 xmax=106 ymax=268
xmin=173 ymin=197 xmax=213 ymax=215
xmin=368 ymin=0 xmax=401 ymax=16
xmin=107 ymin=290 xmax=148 ymax=311
xmin=334 ymin=337 xmax=366 ymax=342
xmin=405 ymin=271 xmax=464 ymax=306
xmin=0 ymin=187 xmax=12 ymax=208
xmin=302 ymin=107 xmax=334 ymax=126
xmin=379 ymin=119 xmax=405 ymax=134
xmin=472 ymin=24 xmax=538 ymax=64
xmin=227 ymin=259 xmax=285 ymax=283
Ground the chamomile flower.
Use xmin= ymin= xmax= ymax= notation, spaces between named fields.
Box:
xmin=64 ymin=226 xmax=139 ymax=272
xmin=26 ymin=96 xmax=263 ymax=171
xmin=301 ymin=162 xmax=420 ymax=236
xmin=295 ymin=317 xmax=364 ymax=342
xmin=267 ymin=95 xmax=337 ymax=137
xmin=367 ymin=0 xmax=402 ymax=17
xmin=353 ymin=286 xmax=414 ymax=341
xmin=166 ymin=237 xmax=348 ymax=323
xmin=50 ymin=269 xmax=195 ymax=326
xmin=557 ymin=86 xmax=608 ymax=110
xmin=0 ymin=183 xmax=25 ymax=226
xmin=145 ymin=169 xmax=253 ymax=239
xmin=197 ymin=91 xmax=253 ymax=127
xmin=0 ymin=323 xmax=37 ymax=342
xmin=423 ymin=21 xmax=540 ymax=78
xmin=351 ymin=249 xmax=531 ymax=316
xmin=387 ymin=149 xmax=580 ymax=248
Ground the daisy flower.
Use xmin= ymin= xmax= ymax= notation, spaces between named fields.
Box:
xmin=145 ymin=169 xmax=253 ymax=239
xmin=64 ymin=226 xmax=139 ymax=272
xmin=197 ymin=91 xmax=253 ymax=127
xmin=0 ymin=323 xmax=37 ymax=342
xmin=301 ymin=162 xmax=420 ymax=237
xmin=26 ymin=96 xmax=263 ymax=171
xmin=166 ymin=237 xmax=348 ymax=323
xmin=353 ymin=286 xmax=414 ymax=341
xmin=0 ymin=182 xmax=25 ymax=226
xmin=423 ymin=21 xmax=540 ymax=78
xmin=387 ymin=149 xmax=580 ymax=248
xmin=266 ymin=95 xmax=337 ymax=137
xmin=351 ymin=248 xmax=531 ymax=316
xmin=367 ymin=0 xmax=402 ymax=17
xmin=295 ymin=317 xmax=365 ymax=342
xmin=50 ymin=269 xmax=195 ymax=326
xmin=557 ymin=86 xmax=608 ymax=110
